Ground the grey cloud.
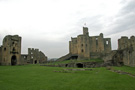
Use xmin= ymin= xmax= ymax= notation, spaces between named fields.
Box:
xmin=76 ymin=15 xmax=104 ymax=35
xmin=120 ymin=0 xmax=129 ymax=4
xmin=120 ymin=0 xmax=135 ymax=14
xmin=106 ymin=0 xmax=135 ymax=36
xmin=107 ymin=13 xmax=135 ymax=35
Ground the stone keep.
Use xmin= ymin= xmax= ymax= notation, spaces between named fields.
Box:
xmin=69 ymin=27 xmax=111 ymax=60
xmin=0 ymin=35 xmax=21 ymax=65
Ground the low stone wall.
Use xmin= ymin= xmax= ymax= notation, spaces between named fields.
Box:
xmin=41 ymin=61 xmax=115 ymax=68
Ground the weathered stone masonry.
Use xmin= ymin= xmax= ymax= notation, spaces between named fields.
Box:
xmin=0 ymin=35 xmax=21 ymax=65
xmin=21 ymin=48 xmax=47 ymax=64
xmin=113 ymin=36 xmax=135 ymax=67
xmin=58 ymin=27 xmax=111 ymax=61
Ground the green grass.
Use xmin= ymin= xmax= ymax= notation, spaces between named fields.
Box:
xmin=47 ymin=59 xmax=103 ymax=65
xmin=0 ymin=65 xmax=135 ymax=90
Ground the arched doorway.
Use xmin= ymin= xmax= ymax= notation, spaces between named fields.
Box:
xmin=65 ymin=64 xmax=68 ymax=67
xmin=76 ymin=63 xmax=83 ymax=68
xmin=11 ymin=55 xmax=17 ymax=65
xmin=34 ymin=60 xmax=37 ymax=64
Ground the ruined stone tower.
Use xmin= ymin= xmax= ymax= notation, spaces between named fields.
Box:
xmin=21 ymin=48 xmax=47 ymax=64
xmin=0 ymin=35 xmax=21 ymax=65
xmin=117 ymin=36 xmax=135 ymax=66
xmin=103 ymin=35 xmax=135 ymax=67
xmin=27 ymin=48 xmax=40 ymax=64
xmin=76 ymin=27 xmax=90 ymax=59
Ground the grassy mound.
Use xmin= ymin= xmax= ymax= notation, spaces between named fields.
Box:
xmin=47 ymin=59 xmax=103 ymax=65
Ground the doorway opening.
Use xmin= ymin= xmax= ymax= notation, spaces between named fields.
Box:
xmin=35 ymin=60 xmax=37 ymax=64
xmin=65 ymin=64 xmax=68 ymax=67
xmin=76 ymin=63 xmax=83 ymax=68
xmin=11 ymin=55 xmax=17 ymax=65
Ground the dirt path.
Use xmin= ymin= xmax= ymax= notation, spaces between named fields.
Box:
xmin=110 ymin=69 xmax=135 ymax=78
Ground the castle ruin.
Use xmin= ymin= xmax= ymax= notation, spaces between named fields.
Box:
xmin=0 ymin=35 xmax=47 ymax=65
xmin=21 ymin=48 xmax=47 ymax=64
xmin=57 ymin=27 xmax=135 ymax=67
xmin=0 ymin=27 xmax=135 ymax=67
xmin=112 ymin=36 xmax=135 ymax=66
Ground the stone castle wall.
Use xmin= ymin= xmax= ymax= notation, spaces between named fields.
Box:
xmin=21 ymin=48 xmax=47 ymax=64
xmin=28 ymin=48 xmax=40 ymax=64
xmin=102 ymin=36 xmax=135 ymax=67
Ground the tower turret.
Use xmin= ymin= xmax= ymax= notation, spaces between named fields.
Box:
xmin=83 ymin=27 xmax=89 ymax=35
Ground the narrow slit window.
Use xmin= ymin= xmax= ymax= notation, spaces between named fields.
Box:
xmin=81 ymin=44 xmax=83 ymax=47
xmin=81 ymin=49 xmax=84 ymax=52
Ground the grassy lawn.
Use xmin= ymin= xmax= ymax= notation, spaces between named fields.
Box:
xmin=0 ymin=65 xmax=135 ymax=90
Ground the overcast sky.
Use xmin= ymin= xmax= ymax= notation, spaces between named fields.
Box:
xmin=0 ymin=0 xmax=135 ymax=58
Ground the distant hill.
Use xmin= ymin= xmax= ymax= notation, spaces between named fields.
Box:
xmin=48 ymin=58 xmax=58 ymax=61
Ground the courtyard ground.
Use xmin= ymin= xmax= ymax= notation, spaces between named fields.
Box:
xmin=0 ymin=65 xmax=135 ymax=90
